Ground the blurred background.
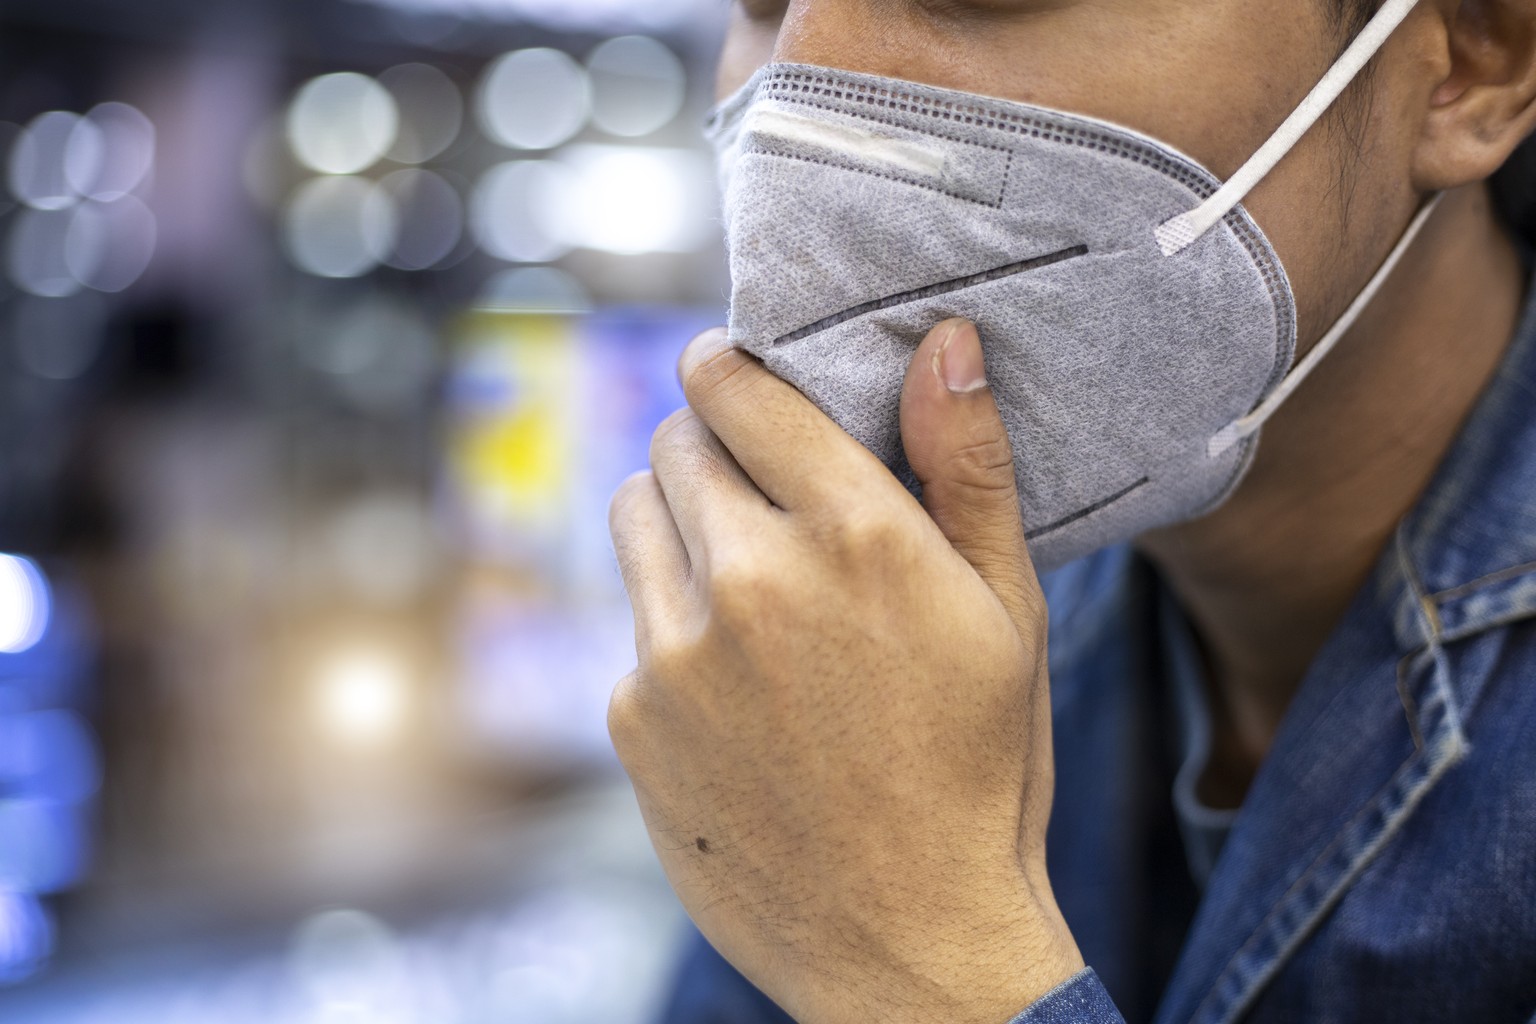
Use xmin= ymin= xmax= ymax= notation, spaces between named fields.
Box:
xmin=0 ymin=0 xmax=731 ymax=1019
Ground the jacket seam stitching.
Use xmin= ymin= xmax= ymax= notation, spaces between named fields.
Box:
xmin=1207 ymin=722 xmax=1467 ymax=1024
xmin=1189 ymin=657 xmax=1467 ymax=1024
xmin=1190 ymin=534 xmax=1465 ymax=1024
xmin=1429 ymin=559 xmax=1536 ymax=603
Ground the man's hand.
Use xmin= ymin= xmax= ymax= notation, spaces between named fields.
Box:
xmin=608 ymin=319 xmax=1084 ymax=1024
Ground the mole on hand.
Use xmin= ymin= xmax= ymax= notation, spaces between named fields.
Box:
xmin=696 ymin=837 xmax=711 ymax=853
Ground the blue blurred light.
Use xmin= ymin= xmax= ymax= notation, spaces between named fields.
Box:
xmin=0 ymin=555 xmax=50 ymax=656
xmin=0 ymin=800 xmax=92 ymax=894
xmin=0 ymin=710 xmax=103 ymax=803
xmin=0 ymin=890 xmax=54 ymax=985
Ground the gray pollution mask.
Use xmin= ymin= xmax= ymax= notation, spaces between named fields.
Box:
xmin=705 ymin=0 xmax=1437 ymax=571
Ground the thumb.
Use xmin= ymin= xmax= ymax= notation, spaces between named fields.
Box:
xmin=899 ymin=319 xmax=1039 ymax=618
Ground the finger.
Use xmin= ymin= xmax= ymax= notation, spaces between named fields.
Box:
xmin=898 ymin=319 xmax=1040 ymax=625
xmin=677 ymin=328 xmax=885 ymax=511
xmin=609 ymin=470 xmax=690 ymax=650
xmin=649 ymin=406 xmax=771 ymax=569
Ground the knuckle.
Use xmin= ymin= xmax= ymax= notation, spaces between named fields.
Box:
xmin=831 ymin=505 xmax=902 ymax=555
xmin=607 ymin=672 xmax=649 ymax=758
xmin=609 ymin=667 xmax=684 ymax=768
xmin=683 ymin=343 xmax=756 ymax=404
xmin=651 ymin=407 xmax=718 ymax=463
xmin=705 ymin=555 xmax=766 ymax=621
xmin=651 ymin=409 xmax=736 ymax=492
xmin=644 ymin=641 xmax=686 ymax=684
xmin=650 ymin=407 xmax=701 ymax=460
xmin=609 ymin=471 xmax=655 ymax=528
xmin=643 ymin=626 xmax=707 ymax=691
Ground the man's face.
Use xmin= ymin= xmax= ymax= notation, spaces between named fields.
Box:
xmin=717 ymin=0 xmax=1429 ymax=355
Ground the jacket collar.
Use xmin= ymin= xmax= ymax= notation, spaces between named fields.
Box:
xmin=1152 ymin=263 xmax=1536 ymax=1024
xmin=1390 ymin=264 xmax=1536 ymax=652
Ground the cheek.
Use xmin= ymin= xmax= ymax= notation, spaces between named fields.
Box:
xmin=1243 ymin=96 xmax=1423 ymax=359
xmin=716 ymin=7 xmax=782 ymax=102
xmin=1242 ymin=131 xmax=1353 ymax=354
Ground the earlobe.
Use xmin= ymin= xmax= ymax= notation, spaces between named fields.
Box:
xmin=1411 ymin=0 xmax=1536 ymax=190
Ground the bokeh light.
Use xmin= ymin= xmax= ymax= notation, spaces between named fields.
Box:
xmin=377 ymin=169 xmax=462 ymax=271
xmin=540 ymin=145 xmax=712 ymax=254
xmin=313 ymin=648 xmax=411 ymax=748
xmin=379 ymin=64 xmax=463 ymax=164
xmin=0 ymin=800 xmax=90 ymax=894
xmin=8 ymin=112 xmax=96 ymax=212
xmin=5 ymin=208 xmax=80 ymax=297
xmin=0 ymin=891 xmax=53 ymax=986
xmin=65 ymin=194 xmax=158 ymax=293
xmin=6 ymin=194 xmax=157 ymax=297
xmin=0 ymin=712 xmax=102 ymax=805
xmin=282 ymin=176 xmax=398 ymax=278
xmin=470 ymin=160 xmax=568 ymax=263
xmin=477 ymin=49 xmax=591 ymax=151
xmin=586 ymin=37 xmax=686 ymax=138
xmin=287 ymin=73 xmax=400 ymax=175
xmin=69 ymin=103 xmax=155 ymax=201
xmin=0 ymin=556 xmax=50 ymax=656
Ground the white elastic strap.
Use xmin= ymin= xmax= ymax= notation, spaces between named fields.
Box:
xmin=1207 ymin=193 xmax=1443 ymax=458
xmin=1156 ymin=0 xmax=1421 ymax=257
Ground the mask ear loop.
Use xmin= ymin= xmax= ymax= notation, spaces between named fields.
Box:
xmin=1155 ymin=0 xmax=1422 ymax=258
xmin=1146 ymin=0 xmax=1432 ymax=459
xmin=1206 ymin=192 xmax=1443 ymax=458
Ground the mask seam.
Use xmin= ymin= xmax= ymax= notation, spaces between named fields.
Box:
xmin=1024 ymin=476 xmax=1151 ymax=542
xmin=774 ymin=244 xmax=1090 ymax=345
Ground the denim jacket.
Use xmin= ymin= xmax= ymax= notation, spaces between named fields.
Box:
xmin=656 ymin=265 xmax=1536 ymax=1024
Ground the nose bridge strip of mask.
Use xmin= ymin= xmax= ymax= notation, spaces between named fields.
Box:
xmin=740 ymin=103 xmax=1013 ymax=207
xmin=773 ymin=245 xmax=1089 ymax=346
xmin=741 ymin=107 xmax=949 ymax=180
xmin=1154 ymin=0 xmax=1421 ymax=258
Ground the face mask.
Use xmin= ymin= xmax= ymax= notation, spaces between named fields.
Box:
xmin=705 ymin=0 xmax=1437 ymax=572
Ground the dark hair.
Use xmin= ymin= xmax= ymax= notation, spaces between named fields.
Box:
xmin=1335 ymin=0 xmax=1536 ymax=241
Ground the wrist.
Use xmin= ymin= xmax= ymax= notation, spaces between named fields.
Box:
xmin=805 ymin=876 xmax=1084 ymax=1024
xmin=917 ymin=901 xmax=1084 ymax=1024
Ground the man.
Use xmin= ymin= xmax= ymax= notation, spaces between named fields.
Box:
xmin=606 ymin=0 xmax=1536 ymax=1020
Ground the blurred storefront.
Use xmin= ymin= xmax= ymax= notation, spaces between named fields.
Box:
xmin=0 ymin=0 xmax=728 ymax=1019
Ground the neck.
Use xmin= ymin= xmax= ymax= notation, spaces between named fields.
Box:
xmin=1137 ymin=183 xmax=1527 ymax=803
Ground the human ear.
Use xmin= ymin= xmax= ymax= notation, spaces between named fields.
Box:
xmin=1412 ymin=0 xmax=1536 ymax=189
